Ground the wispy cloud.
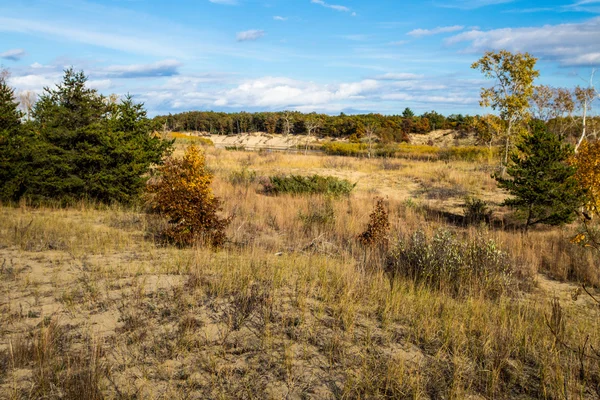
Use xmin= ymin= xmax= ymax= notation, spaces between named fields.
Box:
xmin=0 ymin=48 xmax=26 ymax=61
xmin=563 ymin=0 xmax=600 ymax=13
xmin=273 ymin=16 xmax=288 ymax=21
xmin=208 ymin=0 xmax=238 ymax=4
xmin=103 ymin=59 xmax=182 ymax=78
xmin=339 ymin=34 xmax=370 ymax=41
xmin=0 ymin=16 xmax=185 ymax=58
xmin=446 ymin=17 xmax=600 ymax=66
xmin=311 ymin=0 xmax=351 ymax=13
xmin=437 ymin=0 xmax=514 ymax=9
xmin=503 ymin=7 xmax=555 ymax=13
xmin=408 ymin=25 xmax=464 ymax=37
xmin=236 ymin=29 xmax=265 ymax=42
xmin=374 ymin=73 xmax=424 ymax=80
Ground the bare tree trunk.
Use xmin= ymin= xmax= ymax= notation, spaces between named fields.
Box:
xmin=575 ymin=70 xmax=597 ymax=153
xmin=575 ymin=97 xmax=587 ymax=153
xmin=305 ymin=128 xmax=312 ymax=156
xmin=501 ymin=119 xmax=513 ymax=177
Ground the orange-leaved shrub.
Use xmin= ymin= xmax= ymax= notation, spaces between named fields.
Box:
xmin=571 ymin=140 xmax=600 ymax=253
xmin=146 ymin=145 xmax=230 ymax=247
xmin=573 ymin=140 xmax=600 ymax=216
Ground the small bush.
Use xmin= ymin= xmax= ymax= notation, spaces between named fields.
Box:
xmin=358 ymin=198 xmax=390 ymax=247
xmin=299 ymin=199 xmax=336 ymax=230
xmin=463 ymin=196 xmax=491 ymax=224
xmin=169 ymin=133 xmax=214 ymax=146
xmin=380 ymin=158 xmax=403 ymax=170
xmin=228 ymin=167 xmax=257 ymax=187
xmin=322 ymin=142 xmax=366 ymax=157
xmin=386 ymin=229 xmax=526 ymax=299
xmin=422 ymin=185 xmax=468 ymax=200
xmin=146 ymin=145 xmax=230 ymax=247
xmin=225 ymin=145 xmax=246 ymax=151
xmin=262 ymin=174 xmax=355 ymax=197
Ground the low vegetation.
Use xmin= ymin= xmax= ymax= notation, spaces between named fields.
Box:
xmin=261 ymin=174 xmax=356 ymax=197
xmin=322 ymin=141 xmax=498 ymax=162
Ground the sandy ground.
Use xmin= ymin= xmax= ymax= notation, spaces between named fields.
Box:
xmin=203 ymin=132 xmax=320 ymax=150
xmin=186 ymin=129 xmax=477 ymax=150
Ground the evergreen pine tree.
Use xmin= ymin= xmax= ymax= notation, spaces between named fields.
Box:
xmin=1 ymin=68 xmax=172 ymax=204
xmin=495 ymin=121 xmax=583 ymax=230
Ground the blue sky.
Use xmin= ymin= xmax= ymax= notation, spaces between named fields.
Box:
xmin=1 ymin=0 xmax=599 ymax=116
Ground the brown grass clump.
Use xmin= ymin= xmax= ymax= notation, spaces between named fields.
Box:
xmin=358 ymin=197 xmax=390 ymax=248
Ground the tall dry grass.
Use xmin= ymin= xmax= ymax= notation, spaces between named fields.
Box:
xmin=0 ymin=143 xmax=599 ymax=398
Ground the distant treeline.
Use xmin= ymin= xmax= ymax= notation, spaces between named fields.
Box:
xmin=153 ymin=109 xmax=477 ymax=142
xmin=155 ymin=109 xmax=598 ymax=147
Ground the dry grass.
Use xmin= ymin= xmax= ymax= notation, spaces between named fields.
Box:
xmin=1 ymin=144 xmax=599 ymax=399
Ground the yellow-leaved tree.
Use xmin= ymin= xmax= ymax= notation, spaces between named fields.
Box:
xmin=146 ymin=145 xmax=230 ymax=248
xmin=572 ymin=140 xmax=600 ymax=251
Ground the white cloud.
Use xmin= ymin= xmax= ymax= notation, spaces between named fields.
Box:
xmin=236 ymin=29 xmax=266 ymax=42
xmin=311 ymin=0 xmax=351 ymax=13
xmin=211 ymin=77 xmax=379 ymax=108
xmin=273 ymin=16 xmax=288 ymax=21
xmin=0 ymin=48 xmax=26 ymax=61
xmin=408 ymin=25 xmax=464 ymax=37
xmin=375 ymin=73 xmax=424 ymax=80
xmin=87 ymin=79 xmax=113 ymax=90
xmin=8 ymin=74 xmax=58 ymax=91
xmin=446 ymin=17 xmax=600 ymax=66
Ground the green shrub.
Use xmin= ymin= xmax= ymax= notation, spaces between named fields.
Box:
xmin=463 ymin=196 xmax=491 ymax=224
xmin=225 ymin=145 xmax=246 ymax=151
xmin=228 ymin=168 xmax=257 ymax=187
xmin=262 ymin=174 xmax=355 ymax=197
xmin=386 ymin=229 xmax=526 ymax=299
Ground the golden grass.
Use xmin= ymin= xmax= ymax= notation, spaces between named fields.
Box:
xmin=1 ymin=145 xmax=599 ymax=399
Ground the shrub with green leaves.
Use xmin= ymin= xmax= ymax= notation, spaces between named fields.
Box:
xmin=262 ymin=174 xmax=355 ymax=197
xmin=228 ymin=167 xmax=257 ymax=187
xmin=463 ymin=196 xmax=491 ymax=224
xmin=386 ymin=229 xmax=526 ymax=299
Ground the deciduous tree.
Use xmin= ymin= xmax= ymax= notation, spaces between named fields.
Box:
xmin=472 ymin=50 xmax=539 ymax=173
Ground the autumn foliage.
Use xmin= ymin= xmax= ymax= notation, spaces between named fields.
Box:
xmin=358 ymin=198 xmax=390 ymax=247
xmin=573 ymin=140 xmax=600 ymax=216
xmin=571 ymin=140 xmax=600 ymax=250
xmin=146 ymin=145 xmax=230 ymax=247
